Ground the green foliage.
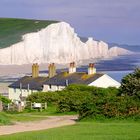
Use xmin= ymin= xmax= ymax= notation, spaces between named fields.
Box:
xmin=0 ymin=18 xmax=58 ymax=48
xmin=0 ymin=112 xmax=11 ymax=125
xmin=26 ymin=84 xmax=140 ymax=120
xmin=26 ymin=91 xmax=59 ymax=105
xmin=57 ymin=90 xmax=92 ymax=112
xmin=58 ymin=85 xmax=140 ymax=119
xmin=0 ymin=95 xmax=11 ymax=104
xmin=120 ymin=68 xmax=140 ymax=98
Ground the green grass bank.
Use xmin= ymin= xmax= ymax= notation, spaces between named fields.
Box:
xmin=0 ymin=121 xmax=140 ymax=140
xmin=0 ymin=18 xmax=58 ymax=48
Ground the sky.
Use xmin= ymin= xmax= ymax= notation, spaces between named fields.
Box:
xmin=0 ymin=0 xmax=140 ymax=45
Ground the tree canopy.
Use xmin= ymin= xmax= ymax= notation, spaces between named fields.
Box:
xmin=120 ymin=68 xmax=140 ymax=98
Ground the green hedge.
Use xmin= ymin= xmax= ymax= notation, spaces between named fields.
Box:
xmin=26 ymin=84 xmax=140 ymax=120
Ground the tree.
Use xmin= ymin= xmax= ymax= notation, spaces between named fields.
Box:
xmin=120 ymin=68 xmax=140 ymax=98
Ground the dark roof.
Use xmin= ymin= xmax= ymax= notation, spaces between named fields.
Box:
xmin=44 ymin=72 xmax=104 ymax=86
xmin=9 ymin=72 xmax=104 ymax=90
xmin=9 ymin=76 xmax=48 ymax=90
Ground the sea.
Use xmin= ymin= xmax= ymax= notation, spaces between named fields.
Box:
xmin=74 ymin=44 xmax=140 ymax=82
xmin=78 ymin=53 xmax=140 ymax=82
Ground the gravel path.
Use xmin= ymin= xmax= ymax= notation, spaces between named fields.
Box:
xmin=0 ymin=115 xmax=78 ymax=136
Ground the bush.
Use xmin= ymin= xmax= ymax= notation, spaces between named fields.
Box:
xmin=79 ymin=93 xmax=140 ymax=120
xmin=26 ymin=91 xmax=59 ymax=105
xmin=26 ymin=84 xmax=140 ymax=120
xmin=120 ymin=68 xmax=140 ymax=98
xmin=57 ymin=90 xmax=92 ymax=112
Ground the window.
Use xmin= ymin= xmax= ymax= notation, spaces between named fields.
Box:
xmin=14 ymin=88 xmax=16 ymax=93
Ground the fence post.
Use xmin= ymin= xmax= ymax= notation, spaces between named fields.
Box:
xmin=31 ymin=102 xmax=33 ymax=110
xmin=45 ymin=102 xmax=47 ymax=109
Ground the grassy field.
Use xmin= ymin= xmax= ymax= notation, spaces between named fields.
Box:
xmin=0 ymin=112 xmax=48 ymax=125
xmin=0 ymin=18 xmax=58 ymax=48
xmin=0 ymin=112 xmax=11 ymax=125
xmin=0 ymin=105 xmax=76 ymax=125
xmin=26 ymin=105 xmax=77 ymax=116
xmin=0 ymin=120 xmax=140 ymax=140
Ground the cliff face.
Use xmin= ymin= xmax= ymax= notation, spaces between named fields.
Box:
xmin=0 ymin=22 xmax=131 ymax=65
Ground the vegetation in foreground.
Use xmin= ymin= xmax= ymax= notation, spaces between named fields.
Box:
xmin=27 ymin=68 xmax=140 ymax=120
xmin=0 ymin=68 xmax=139 ymax=125
xmin=0 ymin=120 xmax=140 ymax=140
xmin=0 ymin=112 xmax=12 ymax=125
xmin=0 ymin=18 xmax=58 ymax=48
xmin=0 ymin=111 xmax=49 ymax=125
xmin=0 ymin=105 xmax=76 ymax=125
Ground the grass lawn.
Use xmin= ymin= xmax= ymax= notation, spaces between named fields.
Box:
xmin=0 ymin=106 xmax=76 ymax=125
xmin=5 ymin=113 xmax=48 ymax=122
xmin=26 ymin=105 xmax=77 ymax=116
xmin=0 ymin=18 xmax=58 ymax=48
xmin=0 ymin=121 xmax=140 ymax=140
xmin=0 ymin=112 xmax=48 ymax=125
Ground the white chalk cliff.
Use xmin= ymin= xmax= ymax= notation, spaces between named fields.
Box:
xmin=0 ymin=22 xmax=131 ymax=65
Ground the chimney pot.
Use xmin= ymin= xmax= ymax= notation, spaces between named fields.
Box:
xmin=48 ymin=63 xmax=56 ymax=78
xmin=88 ymin=63 xmax=96 ymax=75
xmin=32 ymin=63 xmax=39 ymax=78
xmin=69 ymin=62 xmax=76 ymax=74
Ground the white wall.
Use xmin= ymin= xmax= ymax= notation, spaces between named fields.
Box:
xmin=9 ymin=88 xmax=38 ymax=101
xmin=88 ymin=74 xmax=121 ymax=88
xmin=43 ymin=85 xmax=65 ymax=92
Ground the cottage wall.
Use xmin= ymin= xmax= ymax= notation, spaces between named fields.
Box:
xmin=88 ymin=74 xmax=120 ymax=88
xmin=9 ymin=88 xmax=38 ymax=101
xmin=43 ymin=85 xmax=65 ymax=92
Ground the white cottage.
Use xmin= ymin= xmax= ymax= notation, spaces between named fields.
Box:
xmin=8 ymin=63 xmax=48 ymax=102
xmin=8 ymin=62 xmax=120 ymax=101
xmin=43 ymin=63 xmax=120 ymax=92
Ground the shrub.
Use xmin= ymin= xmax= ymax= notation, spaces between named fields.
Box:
xmin=57 ymin=90 xmax=92 ymax=112
xmin=120 ymin=68 xmax=140 ymax=98
xmin=26 ymin=84 xmax=140 ymax=120
xmin=26 ymin=91 xmax=59 ymax=105
xmin=0 ymin=95 xmax=11 ymax=104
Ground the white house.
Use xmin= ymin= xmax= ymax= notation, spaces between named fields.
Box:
xmin=8 ymin=64 xmax=48 ymax=102
xmin=43 ymin=62 xmax=120 ymax=92
xmin=8 ymin=76 xmax=47 ymax=102
xmin=8 ymin=62 xmax=120 ymax=101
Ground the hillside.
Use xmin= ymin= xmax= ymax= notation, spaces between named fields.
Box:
xmin=0 ymin=18 xmax=58 ymax=48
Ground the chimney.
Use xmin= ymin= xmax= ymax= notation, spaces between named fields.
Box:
xmin=88 ymin=63 xmax=96 ymax=75
xmin=32 ymin=63 xmax=39 ymax=78
xmin=48 ymin=63 xmax=56 ymax=78
xmin=69 ymin=62 xmax=76 ymax=74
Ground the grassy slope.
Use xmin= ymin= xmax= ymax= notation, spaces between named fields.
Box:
xmin=0 ymin=121 xmax=140 ymax=140
xmin=0 ymin=18 xmax=58 ymax=48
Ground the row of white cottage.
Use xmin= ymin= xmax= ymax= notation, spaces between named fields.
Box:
xmin=8 ymin=62 xmax=121 ymax=102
